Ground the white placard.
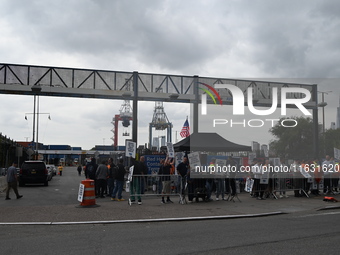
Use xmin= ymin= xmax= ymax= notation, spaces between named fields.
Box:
xmin=334 ymin=148 xmax=340 ymax=160
xmin=175 ymin=152 xmax=185 ymax=167
xmin=299 ymin=166 xmax=312 ymax=178
xmin=127 ymin=165 xmax=134 ymax=182
xmin=188 ymin=152 xmax=201 ymax=171
xmin=125 ymin=141 xmax=136 ymax=158
xmin=244 ymin=177 xmax=254 ymax=192
xmin=166 ymin=142 xmax=175 ymax=158
xmin=77 ymin=183 xmax=85 ymax=202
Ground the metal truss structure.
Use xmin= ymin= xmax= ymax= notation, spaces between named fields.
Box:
xmin=0 ymin=63 xmax=319 ymax=157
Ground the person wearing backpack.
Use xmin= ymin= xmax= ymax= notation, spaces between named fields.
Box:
xmin=85 ymin=158 xmax=97 ymax=180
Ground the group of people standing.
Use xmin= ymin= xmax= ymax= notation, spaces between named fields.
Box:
xmin=249 ymin=155 xmax=340 ymax=200
xmin=171 ymin=156 xmax=239 ymax=203
xmin=79 ymin=153 xmax=340 ymax=205
xmin=83 ymin=157 xmax=127 ymax=201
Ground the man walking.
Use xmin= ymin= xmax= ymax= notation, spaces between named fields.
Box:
xmin=5 ymin=162 xmax=23 ymax=200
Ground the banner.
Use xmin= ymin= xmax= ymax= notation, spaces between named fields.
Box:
xmin=144 ymin=154 xmax=166 ymax=175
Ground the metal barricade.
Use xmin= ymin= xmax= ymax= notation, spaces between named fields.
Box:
xmin=127 ymin=174 xmax=181 ymax=205
xmin=272 ymin=173 xmax=316 ymax=198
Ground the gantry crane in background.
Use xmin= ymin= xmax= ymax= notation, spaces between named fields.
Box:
xmin=111 ymin=79 xmax=133 ymax=149
xmin=149 ymin=98 xmax=172 ymax=150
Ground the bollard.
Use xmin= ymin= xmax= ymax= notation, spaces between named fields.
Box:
xmin=79 ymin=179 xmax=97 ymax=207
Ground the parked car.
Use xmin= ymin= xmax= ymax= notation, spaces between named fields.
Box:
xmin=19 ymin=161 xmax=49 ymax=186
xmin=46 ymin=164 xmax=57 ymax=177
xmin=45 ymin=165 xmax=55 ymax=181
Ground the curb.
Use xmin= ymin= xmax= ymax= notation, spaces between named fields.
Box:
xmin=0 ymin=211 xmax=285 ymax=225
xmin=317 ymin=205 xmax=340 ymax=211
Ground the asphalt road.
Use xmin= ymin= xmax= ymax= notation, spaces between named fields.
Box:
xmin=1 ymin=211 xmax=339 ymax=255
xmin=2 ymin=166 xmax=83 ymax=207
xmin=1 ymin=167 xmax=339 ymax=254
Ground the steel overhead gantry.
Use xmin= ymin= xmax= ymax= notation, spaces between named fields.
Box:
xmin=0 ymin=63 xmax=319 ymax=158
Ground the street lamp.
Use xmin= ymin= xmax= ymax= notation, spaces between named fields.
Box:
xmin=318 ymin=91 xmax=331 ymax=133
xmin=31 ymin=85 xmax=42 ymax=157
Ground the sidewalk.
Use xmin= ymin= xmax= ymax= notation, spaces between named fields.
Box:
xmin=1 ymin=191 xmax=339 ymax=224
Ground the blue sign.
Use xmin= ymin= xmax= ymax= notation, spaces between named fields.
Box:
xmin=144 ymin=155 xmax=166 ymax=174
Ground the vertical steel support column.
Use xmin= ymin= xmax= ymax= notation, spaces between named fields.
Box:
xmin=114 ymin=114 xmax=119 ymax=149
xmin=167 ymin=125 xmax=172 ymax=143
xmin=312 ymin=84 xmax=319 ymax=159
xmin=132 ymin=72 xmax=138 ymax=144
xmin=32 ymin=94 xmax=36 ymax=151
xmin=149 ymin=124 xmax=152 ymax=149
xmin=193 ymin=75 xmax=199 ymax=134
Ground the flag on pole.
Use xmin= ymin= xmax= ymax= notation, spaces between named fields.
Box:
xmin=180 ymin=118 xmax=190 ymax=138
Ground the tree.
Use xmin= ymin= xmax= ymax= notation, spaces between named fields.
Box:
xmin=269 ymin=117 xmax=316 ymax=160
xmin=319 ymin=128 xmax=340 ymax=157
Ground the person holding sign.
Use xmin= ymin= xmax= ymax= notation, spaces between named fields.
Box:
xmin=159 ymin=157 xmax=173 ymax=204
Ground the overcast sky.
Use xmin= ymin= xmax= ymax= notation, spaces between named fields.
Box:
xmin=1 ymin=0 xmax=340 ymax=150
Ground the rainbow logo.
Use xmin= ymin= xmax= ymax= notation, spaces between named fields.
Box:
xmin=198 ymin=82 xmax=223 ymax=105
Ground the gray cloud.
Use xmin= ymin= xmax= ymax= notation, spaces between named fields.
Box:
xmin=1 ymin=0 xmax=340 ymax=149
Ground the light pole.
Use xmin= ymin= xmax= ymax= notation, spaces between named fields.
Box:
xmin=31 ymin=85 xmax=42 ymax=158
xmin=318 ymin=91 xmax=331 ymax=133
xmin=318 ymin=91 xmax=331 ymax=156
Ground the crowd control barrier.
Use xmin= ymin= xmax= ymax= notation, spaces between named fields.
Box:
xmin=127 ymin=174 xmax=181 ymax=205
xmin=246 ymin=172 xmax=340 ymax=199
xmin=126 ymin=174 xmax=244 ymax=205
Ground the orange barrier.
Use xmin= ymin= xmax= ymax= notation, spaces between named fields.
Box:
xmin=80 ymin=179 xmax=96 ymax=206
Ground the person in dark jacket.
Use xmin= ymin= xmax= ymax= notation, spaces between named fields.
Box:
xmin=111 ymin=158 xmax=127 ymax=201
xmin=177 ymin=157 xmax=189 ymax=196
xmin=107 ymin=158 xmax=116 ymax=197
xmin=85 ymin=158 xmax=98 ymax=195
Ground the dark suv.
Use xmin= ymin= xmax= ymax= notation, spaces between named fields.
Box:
xmin=19 ymin=161 xmax=49 ymax=186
